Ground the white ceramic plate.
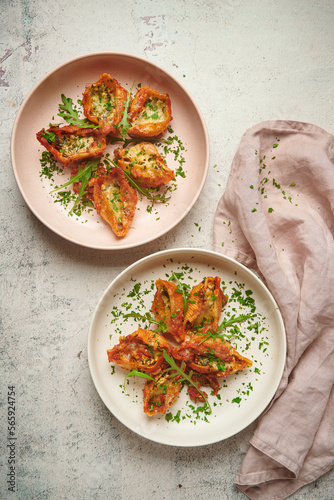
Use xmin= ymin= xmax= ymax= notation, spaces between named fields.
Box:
xmin=11 ymin=53 xmax=209 ymax=249
xmin=88 ymin=248 xmax=286 ymax=446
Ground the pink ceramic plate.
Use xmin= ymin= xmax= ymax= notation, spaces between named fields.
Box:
xmin=11 ymin=53 xmax=209 ymax=250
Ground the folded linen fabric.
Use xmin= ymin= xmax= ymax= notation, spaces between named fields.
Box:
xmin=213 ymin=120 xmax=334 ymax=500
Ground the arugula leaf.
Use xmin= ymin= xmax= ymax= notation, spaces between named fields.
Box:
xmin=69 ymin=168 xmax=93 ymax=215
xmin=122 ymin=169 xmax=171 ymax=203
xmin=163 ymin=351 xmax=212 ymax=414
xmin=50 ymin=158 xmax=100 ymax=193
xmin=123 ymin=311 xmax=168 ymax=333
xmin=105 ymin=157 xmax=171 ymax=203
xmin=108 ymin=136 xmax=174 ymax=149
xmin=58 ymin=94 xmax=98 ymax=128
xmin=116 ymin=82 xmax=135 ymax=140
xmin=123 ymin=370 xmax=155 ymax=391
xmin=198 ymin=313 xmax=254 ymax=344
xmin=216 ymin=313 xmax=253 ymax=331
xmin=50 ymin=158 xmax=100 ymax=214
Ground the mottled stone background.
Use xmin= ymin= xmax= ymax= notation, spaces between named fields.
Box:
xmin=1 ymin=0 xmax=333 ymax=499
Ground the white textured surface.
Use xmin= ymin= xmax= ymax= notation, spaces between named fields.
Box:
xmin=1 ymin=1 xmax=333 ymax=499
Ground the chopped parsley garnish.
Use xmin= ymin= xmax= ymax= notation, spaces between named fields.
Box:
xmin=41 ymin=130 xmax=56 ymax=143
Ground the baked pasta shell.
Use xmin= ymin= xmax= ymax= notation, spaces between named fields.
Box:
xmin=187 ymin=372 xmax=220 ymax=402
xmin=107 ymin=328 xmax=173 ymax=374
xmin=151 ymin=279 xmax=185 ymax=343
xmin=114 ymin=142 xmax=174 ymax=189
xmin=128 ymin=86 xmax=172 ymax=138
xmin=36 ymin=125 xmax=107 ymax=167
xmin=173 ymin=335 xmax=253 ymax=377
xmin=93 ymin=168 xmax=138 ymax=237
xmin=143 ymin=370 xmax=183 ymax=416
xmin=184 ymin=276 xmax=228 ymax=334
xmin=82 ymin=73 xmax=129 ymax=136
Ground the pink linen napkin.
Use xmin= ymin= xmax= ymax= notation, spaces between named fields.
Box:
xmin=213 ymin=120 xmax=334 ymax=499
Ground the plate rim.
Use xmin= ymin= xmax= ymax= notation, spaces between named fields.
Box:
xmin=10 ymin=52 xmax=210 ymax=250
xmin=88 ymin=247 xmax=287 ymax=446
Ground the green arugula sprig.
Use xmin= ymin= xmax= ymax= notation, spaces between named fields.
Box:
xmin=105 ymin=157 xmax=171 ymax=203
xmin=123 ymin=370 xmax=154 ymax=391
xmin=163 ymin=351 xmax=212 ymax=414
xmin=108 ymin=135 xmax=174 ymax=149
xmin=217 ymin=313 xmax=254 ymax=331
xmin=123 ymin=169 xmax=171 ymax=203
xmin=198 ymin=313 xmax=254 ymax=344
xmin=58 ymin=94 xmax=99 ymax=128
xmin=123 ymin=311 xmax=168 ymax=333
xmin=50 ymin=157 xmax=100 ymax=214
xmin=121 ymin=351 xmax=212 ymax=415
xmin=116 ymin=82 xmax=135 ymax=140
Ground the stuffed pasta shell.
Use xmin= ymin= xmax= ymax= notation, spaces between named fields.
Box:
xmin=128 ymin=86 xmax=172 ymax=137
xmin=173 ymin=335 xmax=253 ymax=378
xmin=114 ymin=142 xmax=174 ymax=188
xmin=107 ymin=328 xmax=173 ymax=375
xmin=93 ymin=167 xmax=138 ymax=237
xmin=36 ymin=125 xmax=106 ymax=167
xmin=187 ymin=372 xmax=220 ymax=402
xmin=184 ymin=277 xmax=228 ymax=334
xmin=151 ymin=279 xmax=185 ymax=343
xmin=143 ymin=370 xmax=183 ymax=416
xmin=82 ymin=73 xmax=129 ymax=136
